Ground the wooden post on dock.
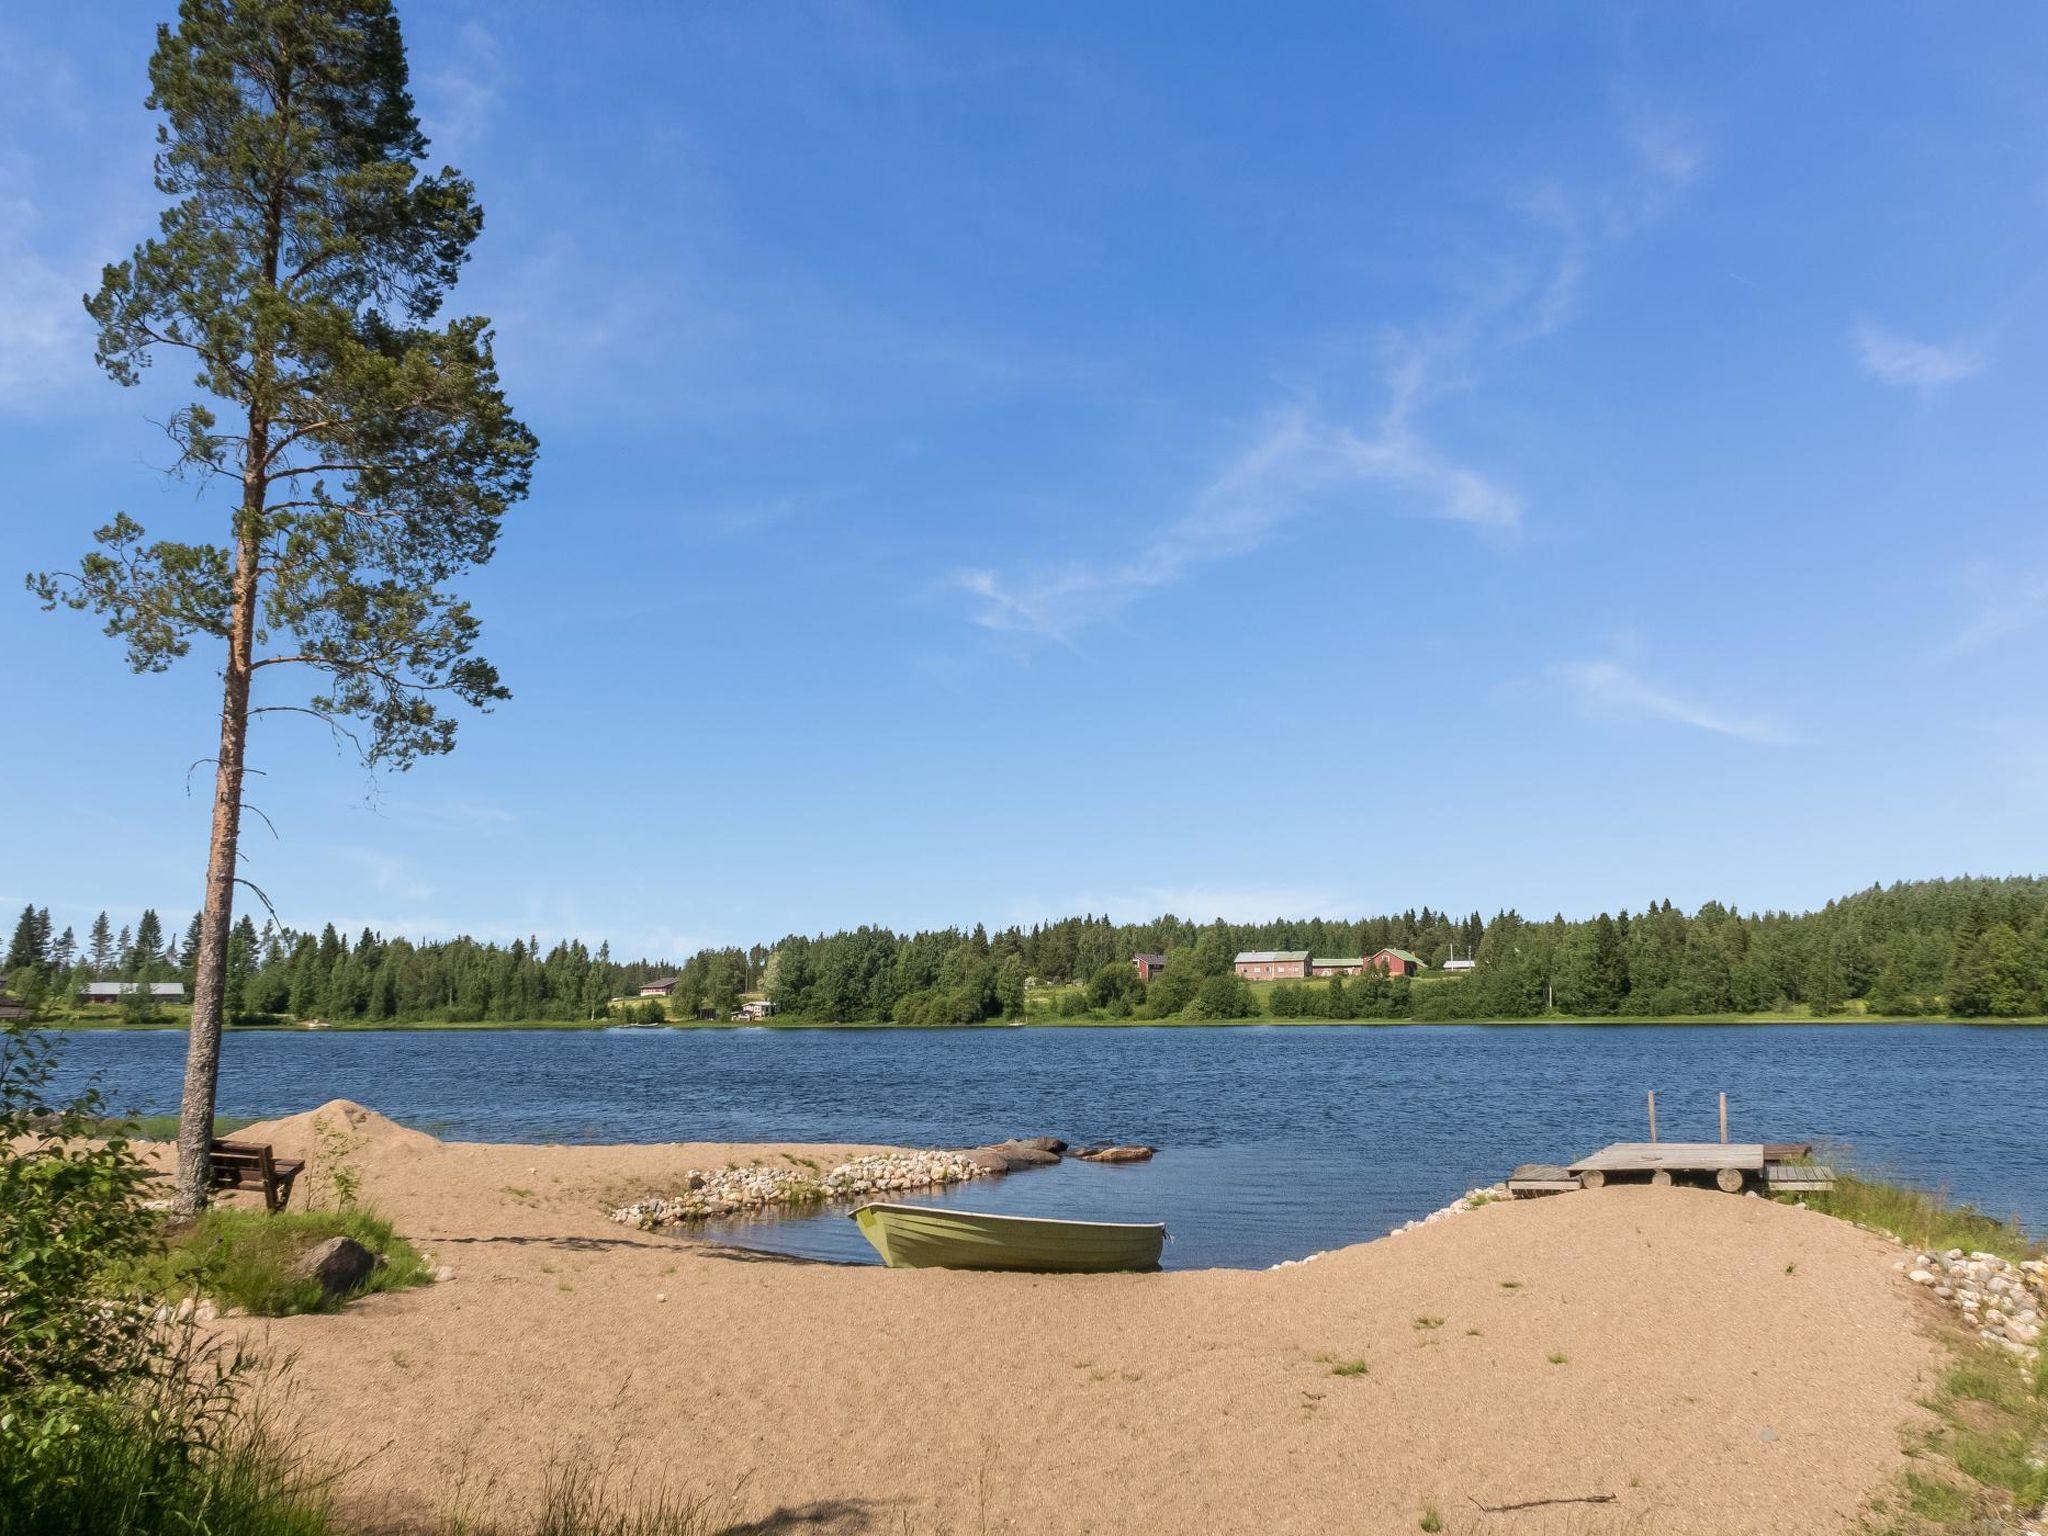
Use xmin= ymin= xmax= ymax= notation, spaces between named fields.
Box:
xmin=1719 ymin=1092 xmax=1728 ymax=1144
xmin=1647 ymin=1090 xmax=1658 ymax=1144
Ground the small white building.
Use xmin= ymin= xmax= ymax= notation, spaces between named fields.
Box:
xmin=1440 ymin=958 xmax=1476 ymax=973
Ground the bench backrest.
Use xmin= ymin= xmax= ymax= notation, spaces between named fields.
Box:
xmin=210 ymin=1139 xmax=276 ymax=1179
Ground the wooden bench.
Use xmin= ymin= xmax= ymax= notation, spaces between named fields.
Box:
xmin=209 ymin=1139 xmax=305 ymax=1212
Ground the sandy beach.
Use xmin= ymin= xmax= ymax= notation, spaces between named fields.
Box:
xmin=170 ymin=1102 xmax=1941 ymax=1536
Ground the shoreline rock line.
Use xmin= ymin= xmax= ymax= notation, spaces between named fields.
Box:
xmin=610 ymin=1135 xmax=1154 ymax=1230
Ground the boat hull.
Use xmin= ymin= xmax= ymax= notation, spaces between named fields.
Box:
xmin=850 ymin=1202 xmax=1163 ymax=1272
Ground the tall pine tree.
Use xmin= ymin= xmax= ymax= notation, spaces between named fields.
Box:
xmin=31 ymin=0 xmax=535 ymax=1211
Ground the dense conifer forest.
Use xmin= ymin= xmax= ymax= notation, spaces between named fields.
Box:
xmin=5 ymin=876 xmax=2046 ymax=1025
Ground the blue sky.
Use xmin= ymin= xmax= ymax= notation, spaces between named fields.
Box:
xmin=4 ymin=3 xmax=2047 ymax=957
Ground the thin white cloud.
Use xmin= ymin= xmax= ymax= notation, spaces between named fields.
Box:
xmin=1852 ymin=319 xmax=1986 ymax=390
xmin=1555 ymin=659 xmax=1788 ymax=744
xmin=0 ymin=152 xmax=97 ymax=406
xmin=330 ymin=848 xmax=437 ymax=905
xmin=956 ymin=381 xmax=1523 ymax=643
xmin=957 ymin=119 xmax=1701 ymax=645
xmin=1513 ymin=114 xmax=1703 ymax=341
xmin=1952 ymin=560 xmax=2048 ymax=651
xmin=419 ymin=21 xmax=502 ymax=162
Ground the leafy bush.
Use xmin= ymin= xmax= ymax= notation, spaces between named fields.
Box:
xmin=0 ymin=1024 xmax=160 ymax=1467
xmin=0 ymin=1023 xmax=336 ymax=1534
xmin=1183 ymin=973 xmax=1257 ymax=1020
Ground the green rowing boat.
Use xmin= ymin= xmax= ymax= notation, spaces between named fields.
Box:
xmin=849 ymin=1202 xmax=1165 ymax=1273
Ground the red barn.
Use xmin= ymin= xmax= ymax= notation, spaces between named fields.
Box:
xmin=1368 ymin=948 xmax=1425 ymax=978
xmin=1131 ymin=953 xmax=1169 ymax=981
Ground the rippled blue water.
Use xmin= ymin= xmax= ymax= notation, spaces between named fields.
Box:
xmin=43 ymin=1024 xmax=2048 ymax=1269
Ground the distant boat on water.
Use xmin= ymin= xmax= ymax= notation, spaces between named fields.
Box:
xmin=850 ymin=1202 xmax=1165 ymax=1272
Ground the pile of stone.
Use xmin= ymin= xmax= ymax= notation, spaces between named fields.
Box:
xmin=611 ymin=1134 xmax=1162 ymax=1231
xmin=611 ymin=1149 xmax=991 ymax=1230
xmin=1903 ymin=1250 xmax=2046 ymax=1358
xmin=1386 ymin=1183 xmax=1512 ymax=1240
xmin=821 ymin=1152 xmax=990 ymax=1198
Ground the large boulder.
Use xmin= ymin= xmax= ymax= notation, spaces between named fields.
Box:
xmin=961 ymin=1148 xmax=1014 ymax=1174
xmin=1077 ymin=1146 xmax=1154 ymax=1164
xmin=986 ymin=1141 xmax=1061 ymax=1169
xmin=290 ymin=1235 xmax=380 ymax=1299
xmin=1012 ymin=1136 xmax=1067 ymax=1154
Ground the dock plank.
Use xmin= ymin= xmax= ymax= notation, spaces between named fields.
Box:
xmin=1567 ymin=1142 xmax=1766 ymax=1174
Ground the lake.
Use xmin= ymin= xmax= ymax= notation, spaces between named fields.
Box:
xmin=42 ymin=1023 xmax=2047 ymax=1269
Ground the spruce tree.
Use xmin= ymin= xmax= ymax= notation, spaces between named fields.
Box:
xmin=88 ymin=912 xmax=115 ymax=977
xmin=131 ymin=910 xmax=166 ymax=980
xmin=4 ymin=906 xmax=42 ymax=972
xmin=30 ymin=0 xmax=535 ymax=1211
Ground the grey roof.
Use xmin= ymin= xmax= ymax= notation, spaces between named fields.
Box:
xmin=1235 ymin=950 xmax=1310 ymax=963
xmin=82 ymin=981 xmax=186 ymax=998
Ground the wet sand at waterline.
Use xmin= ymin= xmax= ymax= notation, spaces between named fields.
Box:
xmin=165 ymin=1102 xmax=1939 ymax=1535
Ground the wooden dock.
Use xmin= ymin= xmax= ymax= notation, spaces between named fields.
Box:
xmin=1505 ymin=1095 xmax=1834 ymax=1197
xmin=1509 ymin=1142 xmax=1837 ymax=1195
xmin=1569 ymin=1141 xmax=1764 ymax=1192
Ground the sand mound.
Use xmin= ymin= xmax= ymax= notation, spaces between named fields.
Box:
xmin=238 ymin=1099 xmax=442 ymax=1161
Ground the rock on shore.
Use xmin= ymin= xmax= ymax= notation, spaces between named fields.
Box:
xmin=1903 ymin=1250 xmax=2046 ymax=1358
xmin=1386 ymin=1184 xmax=1512 ymax=1239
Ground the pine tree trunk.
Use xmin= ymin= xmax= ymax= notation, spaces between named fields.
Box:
xmin=171 ymin=497 xmax=264 ymax=1215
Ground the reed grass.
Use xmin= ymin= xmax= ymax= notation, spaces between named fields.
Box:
xmin=1789 ymin=1171 xmax=2041 ymax=1263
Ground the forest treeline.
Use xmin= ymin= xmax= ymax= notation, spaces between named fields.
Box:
xmin=6 ymin=876 xmax=2047 ymax=1025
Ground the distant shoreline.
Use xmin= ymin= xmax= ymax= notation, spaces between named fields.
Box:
xmin=42 ymin=1013 xmax=2048 ymax=1033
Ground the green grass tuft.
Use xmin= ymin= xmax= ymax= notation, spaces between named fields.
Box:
xmin=123 ymin=1208 xmax=431 ymax=1317
xmin=1790 ymin=1172 xmax=2041 ymax=1263
xmin=1327 ymin=1359 xmax=1370 ymax=1377
xmin=1417 ymin=1505 xmax=1444 ymax=1533
xmin=1900 ymin=1471 xmax=1974 ymax=1521
xmin=515 ymin=1463 xmax=723 ymax=1536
